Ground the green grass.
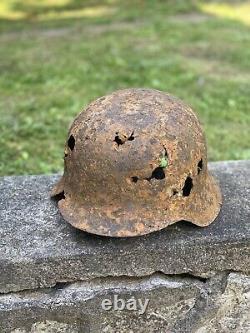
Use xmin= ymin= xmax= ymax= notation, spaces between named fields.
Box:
xmin=0 ymin=0 xmax=250 ymax=175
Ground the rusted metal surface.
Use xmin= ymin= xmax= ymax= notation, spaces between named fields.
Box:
xmin=51 ymin=88 xmax=222 ymax=237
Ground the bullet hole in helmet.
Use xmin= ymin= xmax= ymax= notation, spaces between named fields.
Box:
xmin=53 ymin=191 xmax=65 ymax=202
xmin=128 ymin=131 xmax=135 ymax=141
xmin=148 ymin=167 xmax=165 ymax=181
xmin=182 ymin=176 xmax=193 ymax=196
xmin=131 ymin=176 xmax=139 ymax=183
xmin=172 ymin=189 xmax=178 ymax=196
xmin=198 ymin=159 xmax=203 ymax=174
xmin=114 ymin=131 xmax=135 ymax=146
xmin=68 ymin=135 xmax=75 ymax=151
xmin=114 ymin=133 xmax=124 ymax=146
xmin=131 ymin=167 xmax=165 ymax=183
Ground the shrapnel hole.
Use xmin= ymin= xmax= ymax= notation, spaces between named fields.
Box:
xmin=149 ymin=167 xmax=165 ymax=180
xmin=128 ymin=131 xmax=135 ymax=141
xmin=68 ymin=135 xmax=75 ymax=151
xmin=131 ymin=176 xmax=139 ymax=183
xmin=114 ymin=133 xmax=124 ymax=146
xmin=198 ymin=159 xmax=203 ymax=174
xmin=53 ymin=191 xmax=65 ymax=202
xmin=132 ymin=167 xmax=165 ymax=183
xmin=182 ymin=176 xmax=193 ymax=196
xmin=114 ymin=131 xmax=135 ymax=146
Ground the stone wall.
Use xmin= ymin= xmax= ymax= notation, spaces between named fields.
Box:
xmin=0 ymin=161 xmax=249 ymax=333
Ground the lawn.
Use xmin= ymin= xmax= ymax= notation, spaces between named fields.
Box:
xmin=0 ymin=0 xmax=250 ymax=175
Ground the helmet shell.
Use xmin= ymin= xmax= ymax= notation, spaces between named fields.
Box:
xmin=51 ymin=88 xmax=222 ymax=237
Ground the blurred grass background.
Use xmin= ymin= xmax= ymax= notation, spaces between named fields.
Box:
xmin=0 ymin=0 xmax=250 ymax=175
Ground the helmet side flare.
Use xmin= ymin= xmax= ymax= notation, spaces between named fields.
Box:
xmin=51 ymin=88 xmax=222 ymax=237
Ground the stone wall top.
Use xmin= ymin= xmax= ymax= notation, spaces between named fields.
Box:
xmin=0 ymin=160 xmax=249 ymax=294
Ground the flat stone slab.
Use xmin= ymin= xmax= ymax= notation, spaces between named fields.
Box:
xmin=0 ymin=161 xmax=249 ymax=294
xmin=0 ymin=273 xmax=203 ymax=333
xmin=0 ymin=272 xmax=249 ymax=333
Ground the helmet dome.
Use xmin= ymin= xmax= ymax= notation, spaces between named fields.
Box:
xmin=51 ymin=88 xmax=222 ymax=237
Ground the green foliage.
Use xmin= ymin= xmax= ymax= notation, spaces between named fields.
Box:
xmin=159 ymin=157 xmax=168 ymax=169
xmin=0 ymin=0 xmax=250 ymax=175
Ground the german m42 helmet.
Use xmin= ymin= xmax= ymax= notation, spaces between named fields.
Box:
xmin=51 ymin=88 xmax=222 ymax=237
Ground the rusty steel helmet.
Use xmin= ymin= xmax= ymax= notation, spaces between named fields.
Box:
xmin=51 ymin=88 xmax=222 ymax=237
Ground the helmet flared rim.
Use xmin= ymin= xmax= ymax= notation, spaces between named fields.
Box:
xmin=51 ymin=172 xmax=222 ymax=237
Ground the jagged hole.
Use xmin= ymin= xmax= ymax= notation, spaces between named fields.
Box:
xmin=53 ymin=191 xmax=65 ymax=202
xmin=68 ymin=135 xmax=75 ymax=151
xmin=150 ymin=167 xmax=165 ymax=180
xmin=197 ymin=159 xmax=203 ymax=174
xmin=131 ymin=167 xmax=165 ymax=183
xmin=128 ymin=131 xmax=135 ymax=141
xmin=114 ymin=131 xmax=135 ymax=146
xmin=172 ymin=189 xmax=178 ymax=196
xmin=131 ymin=176 xmax=139 ymax=183
xmin=182 ymin=176 xmax=193 ymax=196
xmin=114 ymin=133 xmax=124 ymax=146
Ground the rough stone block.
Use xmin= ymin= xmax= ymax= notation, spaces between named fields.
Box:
xmin=0 ymin=273 xmax=249 ymax=332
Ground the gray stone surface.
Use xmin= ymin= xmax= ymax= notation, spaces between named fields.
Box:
xmin=0 ymin=161 xmax=249 ymax=294
xmin=0 ymin=273 xmax=201 ymax=332
xmin=195 ymin=273 xmax=250 ymax=333
xmin=0 ymin=272 xmax=249 ymax=333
